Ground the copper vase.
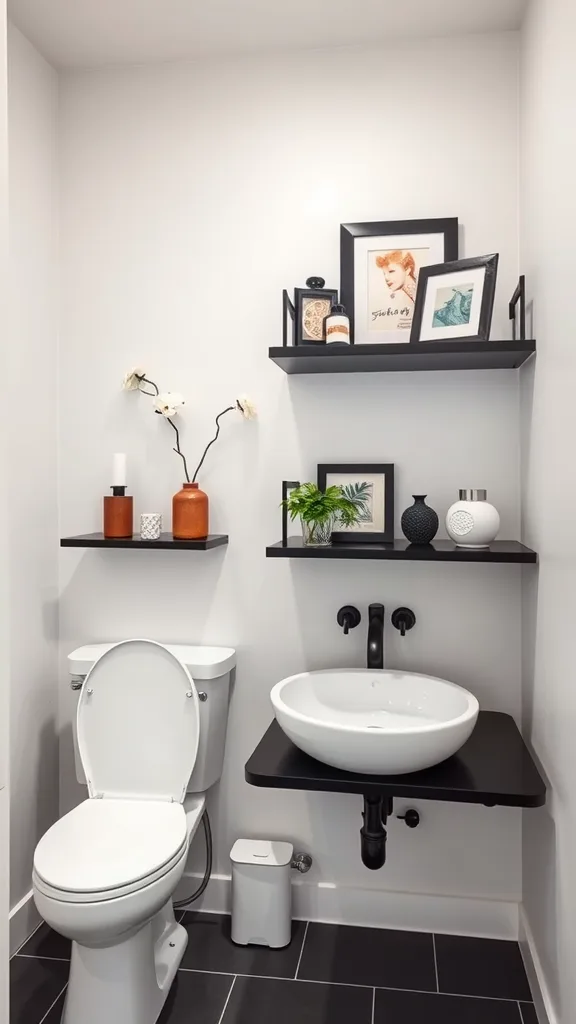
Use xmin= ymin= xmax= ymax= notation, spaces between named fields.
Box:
xmin=172 ymin=482 xmax=209 ymax=540
xmin=103 ymin=495 xmax=133 ymax=538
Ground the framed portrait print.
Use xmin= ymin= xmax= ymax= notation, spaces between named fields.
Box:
xmin=410 ymin=253 xmax=499 ymax=345
xmin=340 ymin=218 xmax=459 ymax=345
xmin=317 ymin=463 xmax=394 ymax=544
xmin=294 ymin=279 xmax=338 ymax=346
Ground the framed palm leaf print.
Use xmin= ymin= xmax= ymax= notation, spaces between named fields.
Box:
xmin=317 ymin=463 xmax=395 ymax=544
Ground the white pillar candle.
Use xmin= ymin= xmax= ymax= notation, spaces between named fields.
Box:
xmin=112 ymin=453 xmax=127 ymax=488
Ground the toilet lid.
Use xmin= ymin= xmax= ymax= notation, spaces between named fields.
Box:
xmin=34 ymin=798 xmax=188 ymax=894
xmin=77 ymin=639 xmax=200 ymax=801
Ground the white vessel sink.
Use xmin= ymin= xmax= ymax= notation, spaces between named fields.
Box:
xmin=270 ymin=669 xmax=479 ymax=775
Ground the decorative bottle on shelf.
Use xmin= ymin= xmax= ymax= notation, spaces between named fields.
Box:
xmin=172 ymin=482 xmax=209 ymax=540
xmin=103 ymin=487 xmax=133 ymax=538
xmin=323 ymin=302 xmax=350 ymax=345
xmin=401 ymin=495 xmax=439 ymax=544
xmin=446 ymin=489 xmax=500 ymax=549
xmin=103 ymin=453 xmax=133 ymax=538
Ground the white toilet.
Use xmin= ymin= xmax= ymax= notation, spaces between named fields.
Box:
xmin=32 ymin=639 xmax=236 ymax=1024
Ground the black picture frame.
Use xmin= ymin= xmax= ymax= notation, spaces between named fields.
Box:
xmin=317 ymin=463 xmax=394 ymax=544
xmin=410 ymin=253 xmax=499 ymax=345
xmin=340 ymin=218 xmax=459 ymax=344
xmin=294 ymin=286 xmax=338 ymax=346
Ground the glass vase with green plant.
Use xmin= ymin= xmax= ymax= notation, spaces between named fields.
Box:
xmin=282 ymin=482 xmax=360 ymax=546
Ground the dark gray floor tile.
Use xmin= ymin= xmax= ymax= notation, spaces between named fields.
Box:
xmin=179 ymin=912 xmax=306 ymax=979
xmin=519 ymin=1004 xmax=538 ymax=1024
xmin=42 ymin=990 xmax=67 ymax=1022
xmin=222 ymin=976 xmax=373 ymax=1024
xmin=298 ymin=921 xmax=436 ymax=991
xmin=10 ymin=956 xmax=68 ymax=1024
xmin=159 ymin=970 xmax=234 ymax=1023
xmin=375 ymin=988 xmax=523 ymax=1023
xmin=435 ymin=935 xmax=532 ymax=1001
xmin=17 ymin=924 xmax=71 ymax=961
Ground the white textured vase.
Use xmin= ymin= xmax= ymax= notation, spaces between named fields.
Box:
xmin=446 ymin=489 xmax=500 ymax=549
xmin=140 ymin=512 xmax=162 ymax=541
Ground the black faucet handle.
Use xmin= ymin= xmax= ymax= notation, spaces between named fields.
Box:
xmin=391 ymin=607 xmax=416 ymax=637
xmin=337 ymin=606 xmax=361 ymax=635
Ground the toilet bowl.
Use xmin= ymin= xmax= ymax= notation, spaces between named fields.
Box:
xmin=32 ymin=639 xmax=235 ymax=1024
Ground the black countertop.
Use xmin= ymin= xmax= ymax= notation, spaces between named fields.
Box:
xmin=245 ymin=713 xmax=546 ymax=808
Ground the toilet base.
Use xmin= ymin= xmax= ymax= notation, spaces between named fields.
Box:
xmin=61 ymin=901 xmax=186 ymax=1024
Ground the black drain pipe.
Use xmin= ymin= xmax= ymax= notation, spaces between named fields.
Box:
xmin=360 ymin=795 xmax=391 ymax=869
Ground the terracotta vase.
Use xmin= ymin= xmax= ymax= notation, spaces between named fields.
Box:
xmin=103 ymin=495 xmax=133 ymax=538
xmin=172 ymin=482 xmax=209 ymax=540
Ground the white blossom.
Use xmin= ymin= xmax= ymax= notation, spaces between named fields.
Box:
xmin=235 ymin=394 xmax=257 ymax=420
xmin=153 ymin=392 xmax=185 ymax=418
xmin=122 ymin=367 xmax=146 ymax=391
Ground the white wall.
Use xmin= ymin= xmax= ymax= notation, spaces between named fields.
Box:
xmin=0 ymin=0 xmax=10 ymax=1011
xmin=520 ymin=1 xmax=576 ymax=1019
xmin=59 ymin=33 xmax=524 ymax=930
xmin=7 ymin=24 xmax=59 ymax=947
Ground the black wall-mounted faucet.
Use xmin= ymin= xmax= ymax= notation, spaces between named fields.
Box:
xmin=336 ymin=606 xmax=361 ymax=635
xmin=367 ymin=603 xmax=385 ymax=670
xmin=391 ymin=607 xmax=416 ymax=637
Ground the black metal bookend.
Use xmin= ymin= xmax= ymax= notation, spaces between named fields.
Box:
xmin=282 ymin=290 xmax=295 ymax=348
xmin=509 ymin=275 xmax=526 ymax=341
xmin=281 ymin=480 xmax=300 ymax=546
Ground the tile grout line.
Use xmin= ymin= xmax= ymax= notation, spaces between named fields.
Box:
xmin=431 ymin=933 xmax=439 ymax=993
xmin=216 ymin=975 xmax=237 ymax=1024
xmin=16 ymin=954 xmax=70 ymax=963
xmin=176 ymin=966 xmax=532 ymax=1003
xmin=37 ymin=982 xmax=67 ymax=1024
xmin=11 ymin=919 xmax=45 ymax=959
xmin=371 ymin=987 xmax=376 ymax=1024
xmin=293 ymin=920 xmax=309 ymax=980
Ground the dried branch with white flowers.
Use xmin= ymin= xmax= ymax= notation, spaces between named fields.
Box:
xmin=122 ymin=367 xmax=256 ymax=484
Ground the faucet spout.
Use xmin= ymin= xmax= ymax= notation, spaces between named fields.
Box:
xmin=367 ymin=603 xmax=385 ymax=670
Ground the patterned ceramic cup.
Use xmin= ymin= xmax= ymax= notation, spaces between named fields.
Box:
xmin=140 ymin=513 xmax=162 ymax=541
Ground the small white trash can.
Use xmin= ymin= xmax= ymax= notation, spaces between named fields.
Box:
xmin=230 ymin=839 xmax=293 ymax=948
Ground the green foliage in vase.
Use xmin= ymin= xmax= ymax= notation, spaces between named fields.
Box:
xmin=281 ymin=482 xmax=361 ymax=527
xmin=339 ymin=481 xmax=373 ymax=523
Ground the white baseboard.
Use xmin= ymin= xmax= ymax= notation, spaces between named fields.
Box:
xmin=9 ymin=890 xmax=42 ymax=956
xmin=174 ymin=872 xmax=519 ymax=939
xmin=519 ymin=907 xmax=556 ymax=1024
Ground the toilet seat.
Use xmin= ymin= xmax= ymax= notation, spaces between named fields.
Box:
xmin=33 ymin=798 xmax=188 ymax=902
xmin=77 ymin=639 xmax=200 ymax=803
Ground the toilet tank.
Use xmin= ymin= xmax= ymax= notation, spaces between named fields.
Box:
xmin=69 ymin=642 xmax=236 ymax=795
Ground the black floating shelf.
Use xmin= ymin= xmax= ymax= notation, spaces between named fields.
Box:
xmin=246 ymin=715 xmax=546 ymax=808
xmin=269 ymin=339 xmax=536 ymax=374
xmin=267 ymin=537 xmax=537 ymax=564
xmin=60 ymin=532 xmax=228 ymax=551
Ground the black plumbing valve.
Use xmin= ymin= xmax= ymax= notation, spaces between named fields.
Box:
xmin=337 ymin=606 xmax=361 ymax=635
xmin=397 ymin=809 xmax=420 ymax=828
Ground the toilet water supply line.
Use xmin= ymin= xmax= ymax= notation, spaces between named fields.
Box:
xmin=174 ymin=812 xmax=213 ymax=909
xmin=173 ymin=814 xmax=313 ymax=909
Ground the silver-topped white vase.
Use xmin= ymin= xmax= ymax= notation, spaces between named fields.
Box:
xmin=446 ymin=489 xmax=500 ymax=549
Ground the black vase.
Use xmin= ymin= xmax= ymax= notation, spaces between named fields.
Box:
xmin=401 ymin=495 xmax=439 ymax=544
